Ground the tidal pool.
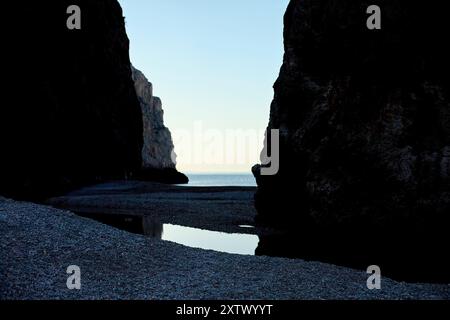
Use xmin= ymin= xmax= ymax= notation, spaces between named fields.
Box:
xmin=76 ymin=212 xmax=259 ymax=255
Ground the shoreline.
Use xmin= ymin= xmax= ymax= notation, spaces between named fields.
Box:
xmin=1 ymin=184 xmax=449 ymax=299
xmin=47 ymin=181 xmax=258 ymax=235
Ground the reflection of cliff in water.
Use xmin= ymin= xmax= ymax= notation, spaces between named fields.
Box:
xmin=255 ymin=225 xmax=450 ymax=284
xmin=75 ymin=211 xmax=449 ymax=283
xmin=77 ymin=212 xmax=163 ymax=238
xmin=75 ymin=212 xmax=258 ymax=255
xmin=142 ymin=215 xmax=164 ymax=238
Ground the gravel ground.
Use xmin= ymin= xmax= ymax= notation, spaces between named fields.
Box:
xmin=47 ymin=181 xmax=258 ymax=234
xmin=1 ymin=196 xmax=449 ymax=300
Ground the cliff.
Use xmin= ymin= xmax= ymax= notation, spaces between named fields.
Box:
xmin=253 ymin=0 xmax=450 ymax=282
xmin=132 ymin=66 xmax=188 ymax=184
xmin=1 ymin=0 xmax=185 ymax=200
xmin=132 ymin=66 xmax=175 ymax=170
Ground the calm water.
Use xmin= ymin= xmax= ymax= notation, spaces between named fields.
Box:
xmin=77 ymin=212 xmax=258 ymax=255
xmin=185 ymin=174 xmax=256 ymax=187
xmin=75 ymin=212 xmax=445 ymax=282
xmin=162 ymin=224 xmax=258 ymax=255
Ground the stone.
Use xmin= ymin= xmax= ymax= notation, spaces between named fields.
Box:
xmin=2 ymin=1 xmax=143 ymax=200
xmin=253 ymin=0 xmax=450 ymax=282
xmin=131 ymin=66 xmax=177 ymax=170
xmin=131 ymin=66 xmax=188 ymax=184
xmin=1 ymin=1 xmax=187 ymax=199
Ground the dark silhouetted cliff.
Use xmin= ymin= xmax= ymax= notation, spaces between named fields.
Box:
xmin=1 ymin=1 xmax=186 ymax=199
xmin=253 ymin=0 xmax=450 ymax=282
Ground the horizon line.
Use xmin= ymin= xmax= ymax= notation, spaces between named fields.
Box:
xmin=183 ymin=172 xmax=254 ymax=175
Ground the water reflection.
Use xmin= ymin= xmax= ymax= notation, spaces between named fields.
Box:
xmin=77 ymin=212 xmax=259 ymax=256
xmin=255 ymin=227 xmax=450 ymax=283
xmin=142 ymin=215 xmax=163 ymax=238
xmin=160 ymin=224 xmax=258 ymax=255
xmin=73 ymin=211 xmax=449 ymax=282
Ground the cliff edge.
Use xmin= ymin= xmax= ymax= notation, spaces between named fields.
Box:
xmin=253 ymin=0 xmax=450 ymax=282
xmin=1 ymin=0 xmax=186 ymax=199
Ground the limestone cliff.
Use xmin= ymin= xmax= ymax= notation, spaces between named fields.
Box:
xmin=132 ymin=66 xmax=188 ymax=184
xmin=131 ymin=66 xmax=176 ymax=170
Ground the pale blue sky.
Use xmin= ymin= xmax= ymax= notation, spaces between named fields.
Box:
xmin=119 ymin=0 xmax=289 ymax=172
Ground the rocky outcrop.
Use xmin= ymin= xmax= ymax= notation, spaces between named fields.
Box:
xmin=1 ymin=1 xmax=143 ymax=200
xmin=131 ymin=66 xmax=188 ymax=184
xmin=1 ymin=0 xmax=186 ymax=200
xmin=253 ymin=0 xmax=450 ymax=282
xmin=131 ymin=66 xmax=176 ymax=169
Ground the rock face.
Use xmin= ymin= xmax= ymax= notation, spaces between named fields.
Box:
xmin=1 ymin=0 xmax=185 ymax=200
xmin=131 ymin=66 xmax=188 ymax=184
xmin=253 ymin=0 xmax=450 ymax=282
xmin=131 ymin=66 xmax=176 ymax=170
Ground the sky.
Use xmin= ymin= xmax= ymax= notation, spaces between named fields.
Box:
xmin=118 ymin=0 xmax=289 ymax=173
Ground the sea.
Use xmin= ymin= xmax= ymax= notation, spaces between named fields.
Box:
xmin=184 ymin=173 xmax=257 ymax=187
